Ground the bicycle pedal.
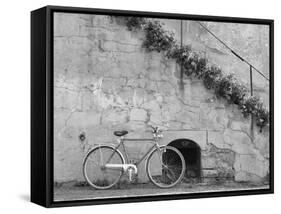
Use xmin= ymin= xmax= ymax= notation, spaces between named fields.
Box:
xmin=128 ymin=168 xmax=133 ymax=181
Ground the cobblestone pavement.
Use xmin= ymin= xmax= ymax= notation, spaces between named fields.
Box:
xmin=54 ymin=182 xmax=269 ymax=201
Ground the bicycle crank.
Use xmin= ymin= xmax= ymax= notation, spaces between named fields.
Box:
xmin=104 ymin=163 xmax=138 ymax=181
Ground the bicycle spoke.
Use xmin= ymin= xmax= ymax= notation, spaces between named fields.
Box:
xmin=99 ymin=147 xmax=104 ymax=165
xmin=165 ymin=167 xmax=177 ymax=181
xmin=147 ymin=146 xmax=185 ymax=188
xmin=83 ymin=146 xmax=124 ymax=189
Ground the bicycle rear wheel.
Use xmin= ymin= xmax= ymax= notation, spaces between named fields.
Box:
xmin=146 ymin=146 xmax=186 ymax=188
xmin=83 ymin=146 xmax=124 ymax=189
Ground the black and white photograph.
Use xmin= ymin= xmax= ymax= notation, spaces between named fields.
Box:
xmin=52 ymin=10 xmax=272 ymax=202
xmin=2 ymin=0 xmax=281 ymax=212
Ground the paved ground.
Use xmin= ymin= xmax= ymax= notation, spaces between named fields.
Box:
xmin=54 ymin=181 xmax=269 ymax=201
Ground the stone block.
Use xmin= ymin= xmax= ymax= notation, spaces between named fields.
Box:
xmin=176 ymin=111 xmax=200 ymax=129
xmin=157 ymin=82 xmax=176 ymax=96
xmin=201 ymin=155 xmax=217 ymax=169
xmin=253 ymin=130 xmax=270 ymax=158
xmin=143 ymin=100 xmax=161 ymax=112
xmin=130 ymin=108 xmax=148 ymax=122
xmin=54 ymin=13 xmax=84 ymax=37
xmin=54 ymin=87 xmax=82 ymax=110
xmin=199 ymin=107 xmax=229 ymax=130
xmin=125 ymin=121 xmax=147 ymax=132
xmin=202 ymin=169 xmax=218 ymax=178
xmin=68 ymin=111 xmax=101 ymax=128
xmin=165 ymin=96 xmax=182 ymax=115
xmin=167 ymin=121 xmax=182 ymax=129
xmin=234 ymin=154 xmax=268 ymax=182
xmin=223 ymin=129 xmax=255 ymax=155
xmin=234 ymin=171 xmax=263 ymax=183
xmin=103 ymin=109 xmax=128 ymax=124
xmin=208 ymin=131 xmax=229 ymax=149
xmin=101 ymin=77 xmax=126 ymax=94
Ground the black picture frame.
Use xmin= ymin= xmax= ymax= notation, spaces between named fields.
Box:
xmin=31 ymin=5 xmax=274 ymax=208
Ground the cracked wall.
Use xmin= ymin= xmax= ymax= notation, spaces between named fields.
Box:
xmin=53 ymin=13 xmax=270 ymax=184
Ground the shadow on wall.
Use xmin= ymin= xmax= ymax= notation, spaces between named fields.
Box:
xmin=167 ymin=139 xmax=201 ymax=183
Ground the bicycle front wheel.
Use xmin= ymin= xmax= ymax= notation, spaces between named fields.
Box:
xmin=146 ymin=146 xmax=186 ymax=188
xmin=83 ymin=146 xmax=124 ymax=190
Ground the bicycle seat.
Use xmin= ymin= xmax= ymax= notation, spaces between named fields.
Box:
xmin=113 ymin=130 xmax=128 ymax=137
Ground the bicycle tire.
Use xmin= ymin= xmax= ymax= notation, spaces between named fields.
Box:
xmin=146 ymin=145 xmax=186 ymax=188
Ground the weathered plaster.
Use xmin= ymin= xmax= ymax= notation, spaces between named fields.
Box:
xmin=54 ymin=13 xmax=269 ymax=184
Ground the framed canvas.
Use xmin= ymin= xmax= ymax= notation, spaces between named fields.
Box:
xmin=31 ymin=5 xmax=274 ymax=207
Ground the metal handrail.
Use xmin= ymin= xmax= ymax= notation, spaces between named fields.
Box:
xmin=197 ymin=21 xmax=269 ymax=81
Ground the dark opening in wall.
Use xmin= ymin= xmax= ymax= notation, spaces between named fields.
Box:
xmin=168 ymin=139 xmax=201 ymax=182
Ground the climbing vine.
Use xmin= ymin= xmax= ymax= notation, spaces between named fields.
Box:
xmin=143 ymin=21 xmax=176 ymax=52
xmin=124 ymin=17 xmax=269 ymax=131
xmin=124 ymin=16 xmax=146 ymax=31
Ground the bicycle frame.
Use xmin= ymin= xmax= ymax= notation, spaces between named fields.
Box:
xmin=103 ymin=136 xmax=161 ymax=168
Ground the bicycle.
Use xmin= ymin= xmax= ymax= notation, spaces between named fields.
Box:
xmin=83 ymin=126 xmax=186 ymax=189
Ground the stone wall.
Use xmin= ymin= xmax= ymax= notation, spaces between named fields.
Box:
xmin=53 ymin=13 xmax=270 ymax=184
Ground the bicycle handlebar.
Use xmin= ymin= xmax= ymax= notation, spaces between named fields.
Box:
xmin=150 ymin=125 xmax=162 ymax=133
